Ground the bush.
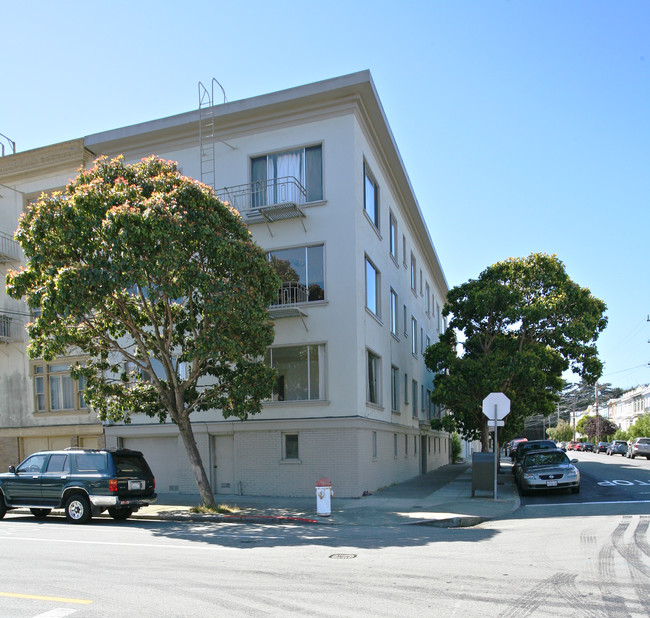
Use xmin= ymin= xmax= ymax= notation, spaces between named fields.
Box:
xmin=451 ymin=433 xmax=462 ymax=463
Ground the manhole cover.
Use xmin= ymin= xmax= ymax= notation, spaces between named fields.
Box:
xmin=329 ymin=553 xmax=357 ymax=559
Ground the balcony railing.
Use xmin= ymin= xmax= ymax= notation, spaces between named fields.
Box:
xmin=271 ymin=282 xmax=308 ymax=307
xmin=0 ymin=315 xmax=24 ymax=342
xmin=216 ymin=176 xmax=307 ymax=223
xmin=0 ymin=231 xmax=21 ymax=262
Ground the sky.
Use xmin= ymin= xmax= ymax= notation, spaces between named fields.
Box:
xmin=2 ymin=0 xmax=649 ymax=391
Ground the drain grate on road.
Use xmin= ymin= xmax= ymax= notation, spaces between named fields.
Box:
xmin=329 ymin=553 xmax=357 ymax=559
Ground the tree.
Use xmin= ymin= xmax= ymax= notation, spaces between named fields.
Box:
xmin=582 ymin=415 xmax=619 ymax=441
xmin=425 ymin=253 xmax=607 ymax=451
xmin=628 ymin=413 xmax=650 ymax=440
xmin=7 ymin=156 xmax=280 ymax=508
xmin=546 ymin=419 xmax=573 ymax=442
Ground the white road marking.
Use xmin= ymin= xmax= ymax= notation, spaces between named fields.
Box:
xmin=32 ymin=609 xmax=79 ymax=618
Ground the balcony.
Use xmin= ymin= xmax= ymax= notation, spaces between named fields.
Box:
xmin=0 ymin=231 xmax=21 ymax=263
xmin=0 ymin=315 xmax=24 ymax=343
xmin=268 ymin=282 xmax=309 ymax=321
xmin=216 ymin=177 xmax=307 ymax=226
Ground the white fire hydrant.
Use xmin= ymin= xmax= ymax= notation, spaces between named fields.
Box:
xmin=315 ymin=477 xmax=333 ymax=517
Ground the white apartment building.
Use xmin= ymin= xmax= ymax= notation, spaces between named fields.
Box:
xmin=0 ymin=72 xmax=450 ymax=497
xmin=607 ymin=385 xmax=650 ymax=431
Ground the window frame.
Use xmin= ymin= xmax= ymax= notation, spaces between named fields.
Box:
xmin=282 ymin=433 xmax=300 ymax=461
xmin=31 ymin=358 xmax=89 ymax=415
xmin=265 ymin=344 xmax=325 ymax=402
xmin=363 ymin=162 xmax=380 ymax=230
xmin=365 ymin=256 xmax=380 ymax=318
xmin=389 ymin=211 xmax=398 ymax=262
xmin=367 ymin=349 xmax=381 ymax=406
xmin=390 ymin=289 xmax=398 ymax=337
xmin=391 ymin=365 xmax=400 ymax=412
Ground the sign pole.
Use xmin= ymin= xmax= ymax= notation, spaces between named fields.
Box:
xmin=493 ymin=404 xmax=498 ymax=499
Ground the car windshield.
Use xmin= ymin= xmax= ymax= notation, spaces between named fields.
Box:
xmin=524 ymin=452 xmax=569 ymax=467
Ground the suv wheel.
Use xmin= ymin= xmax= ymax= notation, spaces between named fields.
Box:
xmin=65 ymin=494 xmax=91 ymax=524
xmin=30 ymin=508 xmax=51 ymax=519
xmin=0 ymin=496 xmax=6 ymax=520
xmin=108 ymin=507 xmax=133 ymax=521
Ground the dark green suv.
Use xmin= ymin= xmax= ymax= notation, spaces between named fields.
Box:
xmin=0 ymin=448 xmax=156 ymax=524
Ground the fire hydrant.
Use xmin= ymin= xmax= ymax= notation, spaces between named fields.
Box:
xmin=315 ymin=477 xmax=333 ymax=517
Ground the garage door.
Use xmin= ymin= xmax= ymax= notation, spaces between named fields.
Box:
xmin=122 ymin=437 xmax=179 ymax=493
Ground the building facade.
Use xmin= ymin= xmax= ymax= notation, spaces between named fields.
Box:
xmin=0 ymin=72 xmax=450 ymax=497
xmin=607 ymin=385 xmax=650 ymax=431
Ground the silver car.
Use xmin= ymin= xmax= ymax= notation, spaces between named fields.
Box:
xmin=516 ymin=449 xmax=580 ymax=496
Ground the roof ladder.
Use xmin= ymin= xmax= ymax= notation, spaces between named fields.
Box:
xmin=198 ymin=79 xmax=228 ymax=190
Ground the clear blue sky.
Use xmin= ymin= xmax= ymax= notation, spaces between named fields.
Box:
xmin=3 ymin=1 xmax=649 ymax=390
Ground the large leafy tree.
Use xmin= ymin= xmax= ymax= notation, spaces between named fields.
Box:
xmin=425 ymin=253 xmax=607 ymax=451
xmin=7 ymin=156 xmax=280 ymax=508
xmin=546 ymin=419 xmax=574 ymax=442
xmin=581 ymin=415 xmax=619 ymax=441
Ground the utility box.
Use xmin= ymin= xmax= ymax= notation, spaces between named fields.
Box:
xmin=315 ymin=477 xmax=333 ymax=516
xmin=471 ymin=452 xmax=495 ymax=497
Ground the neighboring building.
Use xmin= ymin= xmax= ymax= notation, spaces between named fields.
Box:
xmin=607 ymin=385 xmax=650 ymax=431
xmin=0 ymin=140 xmax=104 ymax=471
xmin=0 ymin=71 xmax=450 ymax=497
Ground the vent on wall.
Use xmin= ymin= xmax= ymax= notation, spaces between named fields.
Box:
xmin=168 ymin=485 xmax=179 ymax=492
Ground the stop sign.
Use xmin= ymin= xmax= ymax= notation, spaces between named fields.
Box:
xmin=482 ymin=392 xmax=510 ymax=420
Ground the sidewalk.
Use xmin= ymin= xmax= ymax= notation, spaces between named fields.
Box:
xmin=130 ymin=459 xmax=520 ymax=527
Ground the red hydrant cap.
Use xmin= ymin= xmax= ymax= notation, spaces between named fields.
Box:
xmin=315 ymin=477 xmax=332 ymax=487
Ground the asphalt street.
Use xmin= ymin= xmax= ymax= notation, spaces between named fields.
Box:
xmin=1 ymin=452 xmax=649 ymax=617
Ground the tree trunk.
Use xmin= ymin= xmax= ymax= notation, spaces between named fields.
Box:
xmin=176 ymin=414 xmax=217 ymax=509
xmin=481 ymin=418 xmax=490 ymax=452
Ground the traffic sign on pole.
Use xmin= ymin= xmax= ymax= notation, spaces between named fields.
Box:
xmin=482 ymin=393 xmax=511 ymax=500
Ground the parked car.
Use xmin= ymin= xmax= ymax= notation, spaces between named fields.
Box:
xmin=596 ymin=442 xmax=610 ymax=453
xmin=512 ymin=440 xmax=558 ymax=476
xmin=607 ymin=440 xmax=628 ymax=456
xmin=516 ymin=448 xmax=580 ymax=496
xmin=508 ymin=438 xmax=528 ymax=459
xmin=626 ymin=437 xmax=650 ymax=460
xmin=582 ymin=443 xmax=594 ymax=453
xmin=0 ymin=448 xmax=156 ymax=524
xmin=567 ymin=441 xmax=580 ymax=451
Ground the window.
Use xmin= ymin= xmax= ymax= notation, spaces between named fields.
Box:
xmin=403 ymin=304 xmax=408 ymax=336
xmin=412 ymin=380 xmax=418 ymax=417
xmin=426 ymin=389 xmax=433 ymax=419
xmin=414 ymin=435 xmax=417 ymax=455
xmin=364 ymin=162 xmax=379 ymax=228
xmin=411 ymin=317 xmax=418 ymax=355
xmin=268 ymin=244 xmax=324 ymax=304
xmin=46 ymin=454 xmax=70 ymax=473
xmin=283 ymin=434 xmax=299 ymax=460
xmin=365 ymin=257 xmax=380 ymax=317
xmin=404 ymin=373 xmax=409 ymax=404
xmin=390 ymin=289 xmax=398 ymax=336
xmin=394 ymin=434 xmax=398 ymax=457
xmin=402 ymin=235 xmax=407 ymax=268
xmin=421 ymin=385 xmax=425 ymax=414
xmin=420 ymin=269 xmax=423 ymax=296
xmin=367 ymin=350 xmax=381 ymax=405
xmin=391 ymin=365 xmax=399 ymax=412
xmin=265 ymin=345 xmax=325 ymax=401
xmin=437 ymin=303 xmax=441 ymax=333
xmin=32 ymin=360 xmax=88 ymax=413
xmin=425 ymin=283 xmax=431 ymax=315
xmin=389 ymin=212 xmax=398 ymax=261
xmin=372 ymin=432 xmax=377 ymax=459
xmin=405 ymin=434 xmax=408 ymax=456
xmin=410 ymin=253 xmax=417 ymax=292
xmin=252 ymin=145 xmax=322 ymax=205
